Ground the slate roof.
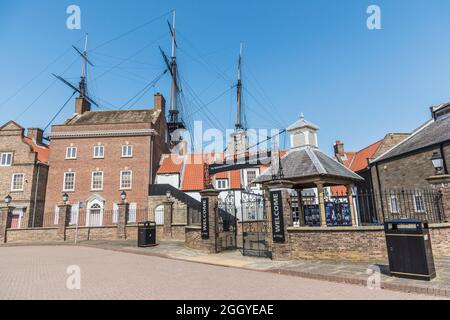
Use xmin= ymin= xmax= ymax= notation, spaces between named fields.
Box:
xmin=373 ymin=116 xmax=450 ymax=163
xmin=66 ymin=109 xmax=158 ymax=125
xmin=255 ymin=147 xmax=363 ymax=183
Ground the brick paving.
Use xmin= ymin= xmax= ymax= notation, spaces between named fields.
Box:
xmin=79 ymin=240 xmax=450 ymax=297
xmin=0 ymin=244 xmax=444 ymax=300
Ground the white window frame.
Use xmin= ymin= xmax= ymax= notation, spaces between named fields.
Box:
xmin=155 ymin=205 xmax=164 ymax=226
xmin=66 ymin=147 xmax=77 ymax=160
xmin=91 ymin=171 xmax=104 ymax=191
xmin=112 ymin=203 xmax=119 ymax=224
xmin=216 ymin=179 xmax=229 ymax=190
xmin=93 ymin=145 xmax=105 ymax=159
xmin=244 ymin=169 xmax=259 ymax=189
xmin=389 ymin=195 xmax=399 ymax=214
xmin=128 ymin=203 xmax=137 ymax=224
xmin=414 ymin=193 xmax=426 ymax=213
xmin=0 ymin=152 xmax=13 ymax=166
xmin=54 ymin=206 xmax=60 ymax=225
xmin=121 ymin=145 xmax=133 ymax=158
xmin=11 ymin=173 xmax=25 ymax=192
xmin=63 ymin=172 xmax=76 ymax=192
xmin=70 ymin=203 xmax=79 ymax=225
xmin=120 ymin=170 xmax=133 ymax=190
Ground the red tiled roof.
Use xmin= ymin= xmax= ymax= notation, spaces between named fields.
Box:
xmin=158 ymin=154 xmax=183 ymax=174
xmin=349 ymin=141 xmax=382 ymax=172
xmin=23 ymin=137 xmax=49 ymax=164
xmin=158 ymin=151 xmax=283 ymax=192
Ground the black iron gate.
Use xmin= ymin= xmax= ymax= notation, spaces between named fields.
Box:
xmin=218 ymin=192 xmax=238 ymax=250
xmin=238 ymin=191 xmax=271 ymax=258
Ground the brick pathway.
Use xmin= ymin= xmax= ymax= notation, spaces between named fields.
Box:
xmin=79 ymin=240 xmax=450 ymax=298
xmin=0 ymin=245 xmax=441 ymax=300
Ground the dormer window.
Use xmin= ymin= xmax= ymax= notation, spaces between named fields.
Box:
xmin=433 ymin=103 xmax=450 ymax=121
xmin=216 ymin=179 xmax=229 ymax=190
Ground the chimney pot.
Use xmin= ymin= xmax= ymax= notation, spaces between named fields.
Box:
xmin=334 ymin=140 xmax=345 ymax=157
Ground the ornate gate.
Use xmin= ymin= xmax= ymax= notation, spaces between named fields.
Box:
xmin=218 ymin=192 xmax=238 ymax=251
xmin=239 ymin=191 xmax=271 ymax=258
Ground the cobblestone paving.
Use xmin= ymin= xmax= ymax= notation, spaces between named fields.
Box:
xmin=0 ymin=246 xmax=441 ymax=300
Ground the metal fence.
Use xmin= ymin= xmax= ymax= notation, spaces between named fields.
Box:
xmin=41 ymin=207 xmax=149 ymax=228
xmin=291 ymin=188 xmax=444 ymax=226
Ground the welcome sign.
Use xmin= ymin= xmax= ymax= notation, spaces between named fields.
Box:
xmin=270 ymin=191 xmax=285 ymax=243
xmin=201 ymin=198 xmax=209 ymax=240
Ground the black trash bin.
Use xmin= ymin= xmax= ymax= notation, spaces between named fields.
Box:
xmin=384 ymin=219 xmax=436 ymax=281
xmin=138 ymin=221 xmax=157 ymax=247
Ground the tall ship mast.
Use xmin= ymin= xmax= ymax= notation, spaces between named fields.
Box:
xmin=162 ymin=10 xmax=186 ymax=144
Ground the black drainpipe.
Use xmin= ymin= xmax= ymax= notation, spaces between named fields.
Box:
xmin=375 ymin=163 xmax=385 ymax=217
xmin=439 ymin=143 xmax=448 ymax=174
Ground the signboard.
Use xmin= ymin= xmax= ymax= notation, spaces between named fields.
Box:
xmin=201 ymin=198 xmax=209 ymax=240
xmin=208 ymin=152 xmax=272 ymax=175
xmin=270 ymin=191 xmax=285 ymax=243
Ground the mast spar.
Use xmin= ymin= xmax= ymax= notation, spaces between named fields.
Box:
xmin=166 ymin=9 xmax=186 ymax=142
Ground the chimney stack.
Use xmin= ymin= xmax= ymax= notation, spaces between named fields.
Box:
xmin=334 ymin=140 xmax=345 ymax=157
xmin=27 ymin=128 xmax=44 ymax=145
xmin=75 ymin=97 xmax=91 ymax=114
xmin=154 ymin=93 xmax=166 ymax=114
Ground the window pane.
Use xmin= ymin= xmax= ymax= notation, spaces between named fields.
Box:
xmin=121 ymin=171 xmax=132 ymax=189
xmin=92 ymin=172 xmax=103 ymax=190
xmin=64 ymin=173 xmax=75 ymax=191
xmin=11 ymin=174 xmax=24 ymax=191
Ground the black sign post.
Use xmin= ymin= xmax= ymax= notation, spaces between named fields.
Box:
xmin=201 ymin=198 xmax=209 ymax=240
xmin=270 ymin=191 xmax=285 ymax=243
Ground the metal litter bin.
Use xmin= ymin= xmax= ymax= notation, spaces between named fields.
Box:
xmin=138 ymin=221 xmax=157 ymax=247
xmin=384 ymin=219 xmax=436 ymax=281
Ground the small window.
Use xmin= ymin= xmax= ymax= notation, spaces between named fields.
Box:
xmin=11 ymin=173 xmax=24 ymax=191
xmin=66 ymin=147 xmax=77 ymax=159
xmin=122 ymin=145 xmax=133 ymax=158
xmin=63 ymin=172 xmax=76 ymax=191
xmin=91 ymin=171 xmax=104 ymax=191
xmin=93 ymin=145 xmax=104 ymax=159
xmin=0 ymin=153 xmax=13 ymax=166
xmin=216 ymin=179 xmax=229 ymax=190
xmin=246 ymin=170 xmax=258 ymax=188
xmin=122 ymin=145 xmax=133 ymax=157
xmin=389 ymin=195 xmax=399 ymax=214
xmin=155 ymin=205 xmax=164 ymax=225
xmin=120 ymin=170 xmax=132 ymax=190
xmin=414 ymin=193 xmax=426 ymax=213
xmin=128 ymin=203 xmax=137 ymax=223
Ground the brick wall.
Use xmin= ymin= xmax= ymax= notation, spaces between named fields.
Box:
xmin=6 ymin=228 xmax=58 ymax=243
xmin=282 ymin=224 xmax=450 ymax=262
xmin=371 ymin=147 xmax=444 ymax=191
xmin=0 ymin=122 xmax=48 ymax=228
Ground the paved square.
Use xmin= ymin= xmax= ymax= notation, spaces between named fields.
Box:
xmin=0 ymin=246 xmax=441 ymax=300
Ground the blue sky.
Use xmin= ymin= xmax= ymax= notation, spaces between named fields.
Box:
xmin=0 ymin=0 xmax=449 ymax=155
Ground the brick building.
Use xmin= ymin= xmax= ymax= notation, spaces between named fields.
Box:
xmin=43 ymin=93 xmax=169 ymax=226
xmin=333 ymin=133 xmax=410 ymax=191
xmin=370 ymin=103 xmax=450 ymax=190
xmin=0 ymin=121 xmax=49 ymax=228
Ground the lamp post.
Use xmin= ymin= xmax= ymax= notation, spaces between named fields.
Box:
xmin=4 ymin=194 xmax=12 ymax=207
xmin=431 ymin=152 xmax=444 ymax=175
xmin=62 ymin=193 xmax=69 ymax=205
xmin=120 ymin=190 xmax=127 ymax=204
